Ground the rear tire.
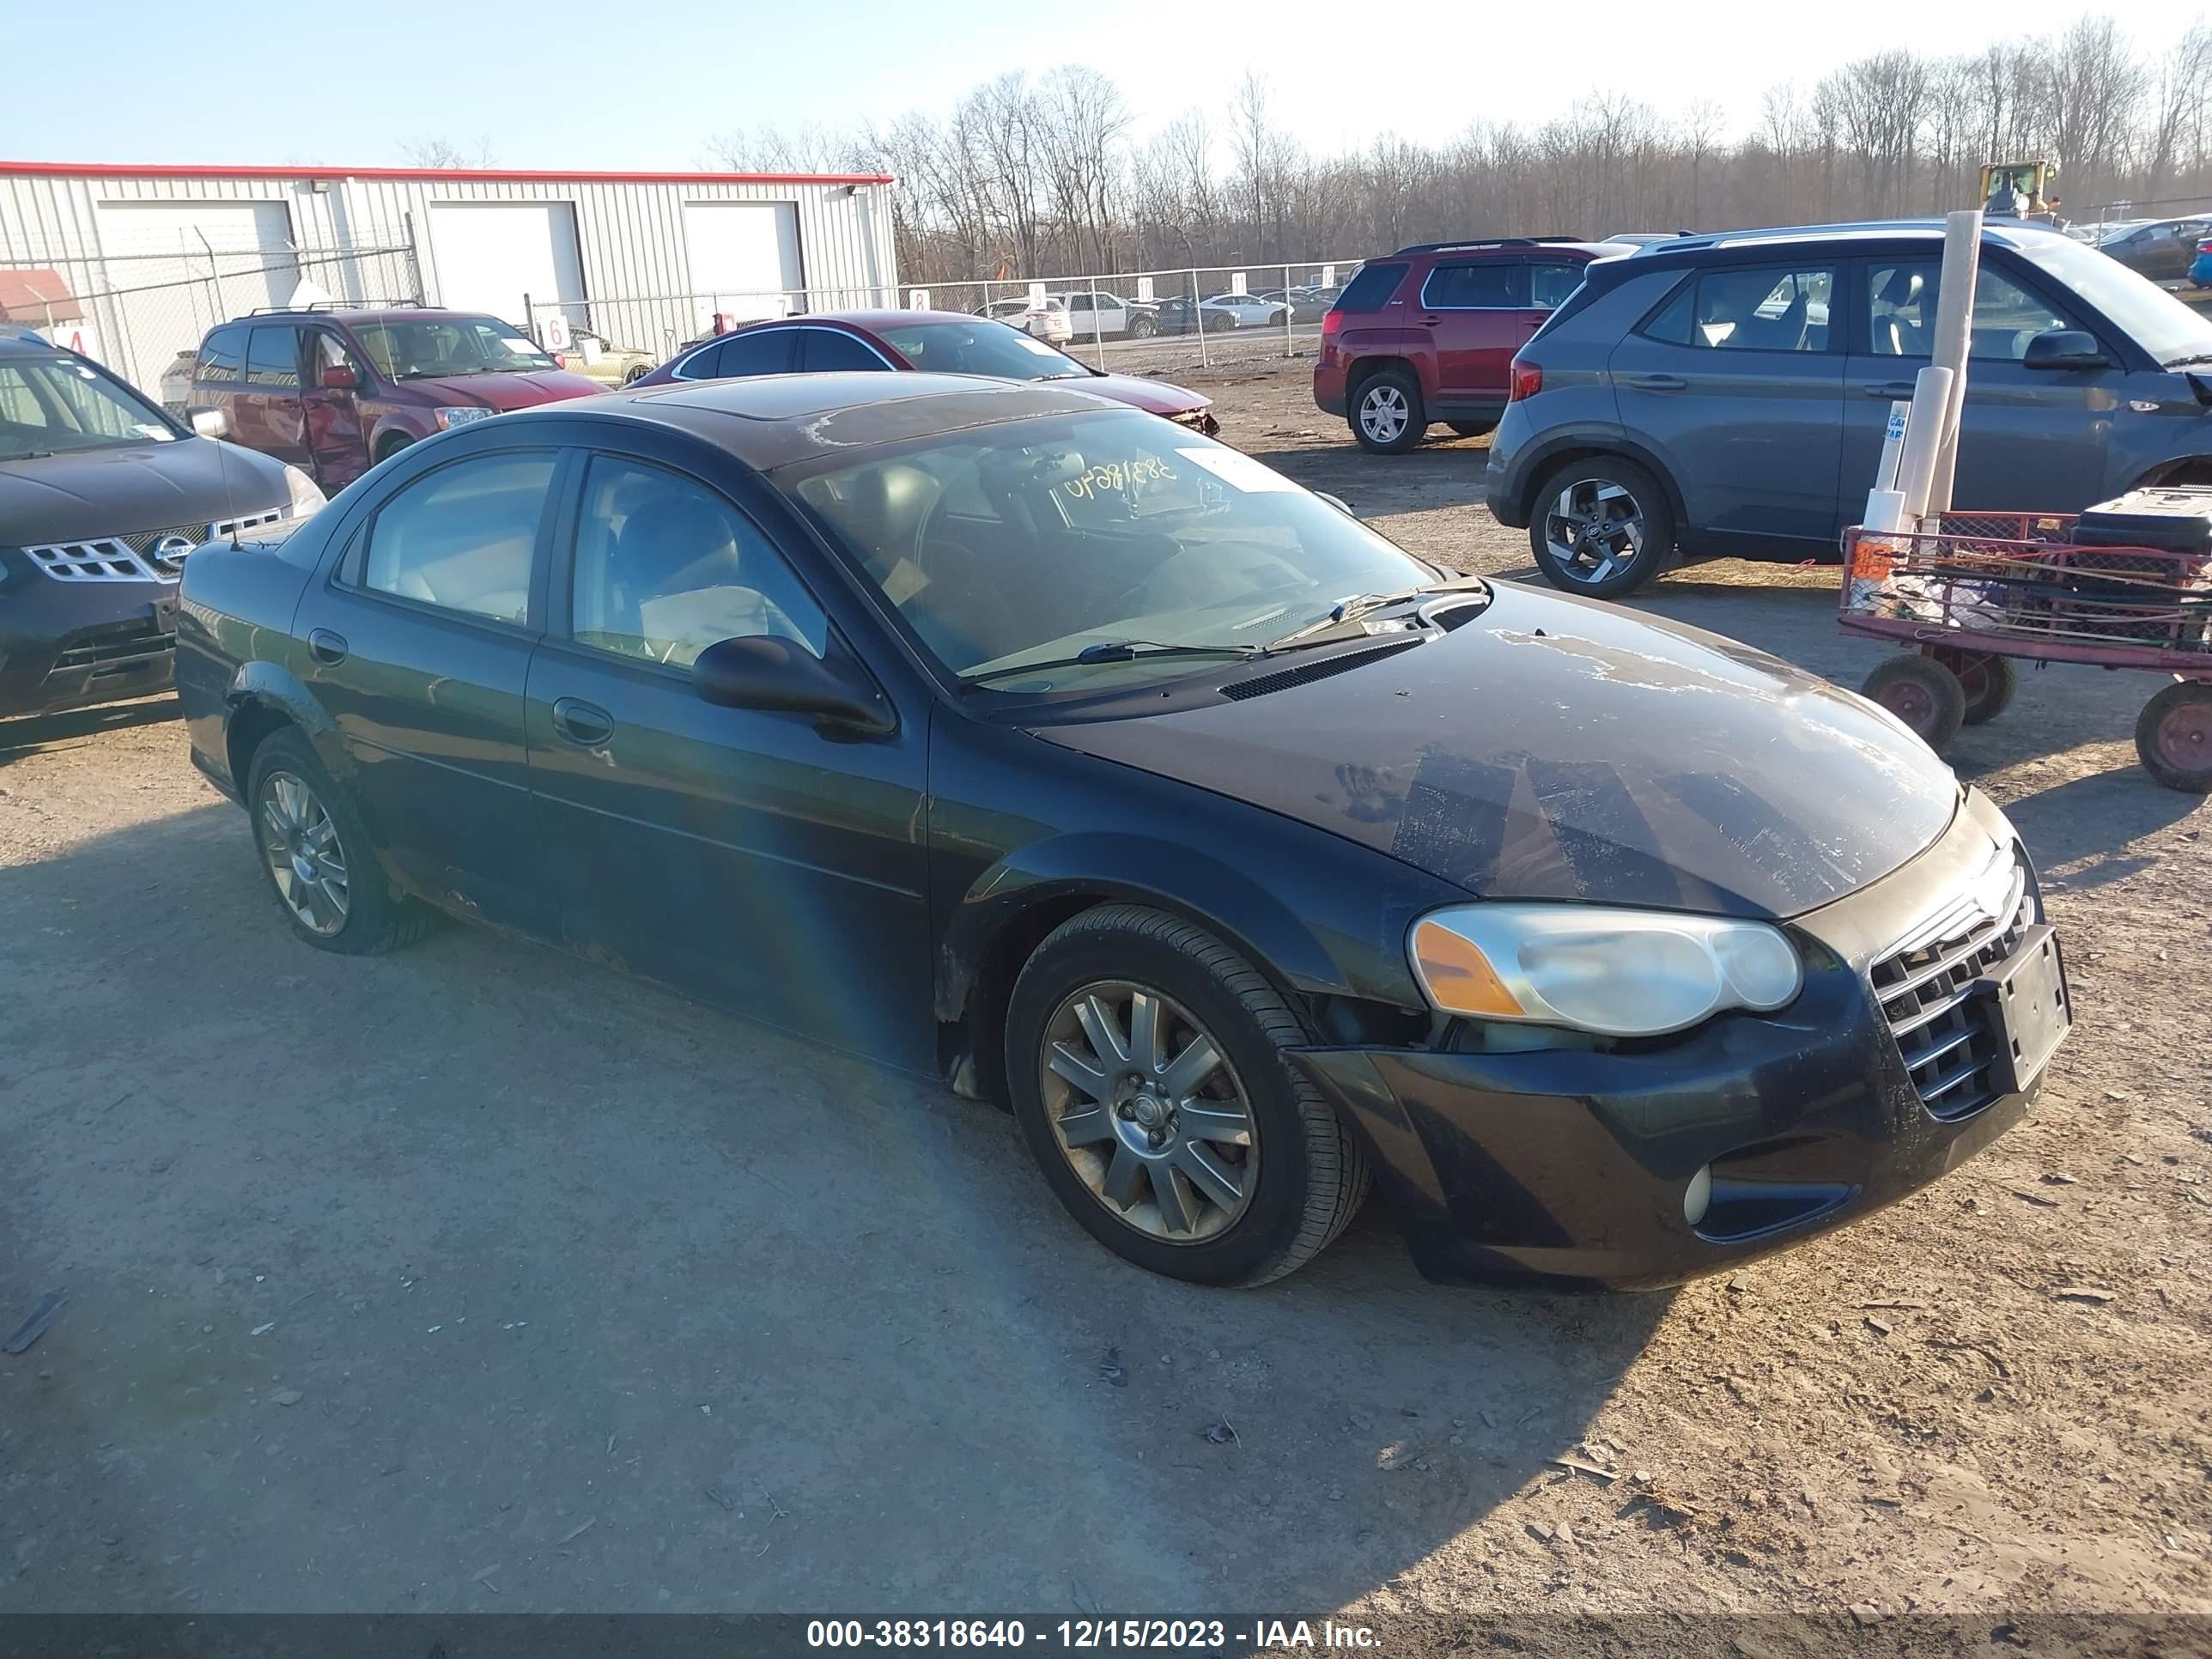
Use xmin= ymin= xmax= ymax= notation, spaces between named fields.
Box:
xmin=1936 ymin=650 xmax=2017 ymax=726
xmin=1005 ymin=904 xmax=1368 ymax=1286
xmin=1863 ymin=654 xmax=1966 ymax=750
xmin=245 ymin=728 xmax=435 ymax=955
xmin=1446 ymin=420 xmax=1496 ymax=440
xmin=1350 ymin=368 xmax=1425 ymax=455
xmin=1527 ymin=456 xmax=1674 ymax=598
xmin=2136 ymin=680 xmax=2212 ymax=792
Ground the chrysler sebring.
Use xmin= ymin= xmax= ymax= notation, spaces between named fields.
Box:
xmin=175 ymin=374 xmax=2070 ymax=1288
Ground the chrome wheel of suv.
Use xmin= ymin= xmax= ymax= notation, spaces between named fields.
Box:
xmin=1360 ymin=385 xmax=1409 ymax=445
xmin=1352 ymin=368 xmax=1425 ymax=454
xmin=1543 ymin=478 xmax=1645 ymax=586
xmin=1528 ymin=457 xmax=1675 ymax=598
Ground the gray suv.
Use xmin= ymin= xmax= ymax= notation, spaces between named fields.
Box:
xmin=1485 ymin=220 xmax=2212 ymax=597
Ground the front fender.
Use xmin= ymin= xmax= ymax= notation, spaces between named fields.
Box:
xmin=935 ymin=829 xmax=1430 ymax=1027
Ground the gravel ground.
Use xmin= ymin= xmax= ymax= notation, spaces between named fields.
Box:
xmin=2 ymin=362 xmax=2208 ymax=1643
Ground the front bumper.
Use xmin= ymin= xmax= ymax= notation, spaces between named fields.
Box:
xmin=0 ymin=573 xmax=179 ymax=720
xmin=1293 ymin=792 xmax=2062 ymax=1288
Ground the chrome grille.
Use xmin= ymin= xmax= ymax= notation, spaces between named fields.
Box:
xmin=1869 ymin=854 xmax=2035 ymax=1121
xmin=25 ymin=509 xmax=283 ymax=582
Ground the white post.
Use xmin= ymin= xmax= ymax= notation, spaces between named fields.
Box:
xmin=1193 ymin=270 xmax=1209 ymax=368
xmin=1089 ymin=273 xmax=1106 ymax=371
xmin=1924 ymin=209 xmax=1981 ymax=520
xmin=1282 ymin=262 xmax=1293 ymax=358
xmin=1896 ymin=365 xmax=1954 ymax=526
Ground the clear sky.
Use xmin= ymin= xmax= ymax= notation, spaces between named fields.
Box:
xmin=0 ymin=0 xmax=2190 ymax=171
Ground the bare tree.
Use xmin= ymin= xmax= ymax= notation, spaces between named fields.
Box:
xmin=399 ymin=134 xmax=495 ymax=168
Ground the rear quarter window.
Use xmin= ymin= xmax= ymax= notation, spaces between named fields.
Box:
xmin=197 ymin=325 xmax=247 ymax=384
xmin=1330 ymin=262 xmax=1409 ymax=313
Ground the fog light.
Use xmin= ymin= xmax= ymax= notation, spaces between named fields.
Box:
xmin=1683 ymin=1164 xmax=1713 ymax=1228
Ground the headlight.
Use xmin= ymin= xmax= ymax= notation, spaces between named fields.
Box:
xmin=434 ymin=406 xmax=493 ymax=429
xmin=280 ymin=465 xmax=326 ymax=520
xmin=1407 ymin=904 xmax=1802 ymax=1038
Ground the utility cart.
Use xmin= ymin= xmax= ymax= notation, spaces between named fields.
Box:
xmin=1840 ymin=489 xmax=2212 ymax=791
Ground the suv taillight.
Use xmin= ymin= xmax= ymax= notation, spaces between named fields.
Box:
xmin=1508 ymin=358 xmax=1542 ymax=402
xmin=2199 ymin=240 xmax=2212 ymax=254
xmin=1322 ymin=310 xmax=1343 ymax=338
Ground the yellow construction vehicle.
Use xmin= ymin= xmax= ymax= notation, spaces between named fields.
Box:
xmin=1978 ymin=160 xmax=2063 ymax=225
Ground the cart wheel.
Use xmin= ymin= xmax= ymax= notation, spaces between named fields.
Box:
xmin=2135 ymin=681 xmax=2212 ymax=793
xmin=1863 ymin=654 xmax=1966 ymax=750
xmin=1934 ymin=649 xmax=2018 ymax=726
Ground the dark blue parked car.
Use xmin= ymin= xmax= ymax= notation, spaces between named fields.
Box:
xmin=1486 ymin=219 xmax=2212 ymax=597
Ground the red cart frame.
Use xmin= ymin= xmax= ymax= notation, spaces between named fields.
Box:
xmin=1838 ymin=511 xmax=2212 ymax=790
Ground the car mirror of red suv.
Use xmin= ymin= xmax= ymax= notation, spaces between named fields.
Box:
xmin=319 ymin=364 xmax=359 ymax=391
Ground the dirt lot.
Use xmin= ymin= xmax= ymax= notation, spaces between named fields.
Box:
xmin=3 ymin=362 xmax=2209 ymax=1644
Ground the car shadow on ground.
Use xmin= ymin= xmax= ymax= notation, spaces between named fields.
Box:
xmin=1 ymin=802 xmax=1672 ymax=1614
xmin=1239 ymin=439 xmax=1497 ymax=522
xmin=0 ymin=696 xmax=179 ymax=766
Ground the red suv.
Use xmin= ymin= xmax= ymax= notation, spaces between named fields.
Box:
xmin=185 ymin=308 xmax=604 ymax=490
xmin=1314 ymin=239 xmax=1617 ymax=453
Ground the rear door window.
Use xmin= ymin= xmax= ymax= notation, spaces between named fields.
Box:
xmin=1420 ymin=263 xmax=1523 ymax=309
xmin=196 ymin=325 xmax=248 ymax=385
xmin=1329 ymin=262 xmax=1407 ymax=313
xmin=1528 ymin=262 xmax=1586 ymax=310
xmin=1643 ymin=264 xmax=1836 ymax=351
xmin=799 ymin=329 xmax=889 ymax=371
xmin=359 ymin=451 xmax=556 ymax=627
xmin=245 ymin=326 xmax=302 ymax=389
xmin=717 ymin=329 xmax=798 ymax=376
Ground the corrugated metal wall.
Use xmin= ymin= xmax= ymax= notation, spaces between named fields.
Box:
xmin=0 ymin=167 xmax=898 ymax=392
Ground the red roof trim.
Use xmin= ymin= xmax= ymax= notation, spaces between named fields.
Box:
xmin=0 ymin=161 xmax=893 ymax=187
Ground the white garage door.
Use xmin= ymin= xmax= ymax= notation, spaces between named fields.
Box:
xmin=683 ymin=203 xmax=802 ymax=325
xmin=94 ymin=199 xmax=297 ymax=393
xmin=427 ymin=202 xmax=586 ymax=332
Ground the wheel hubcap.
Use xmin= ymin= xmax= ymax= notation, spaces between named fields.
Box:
xmin=1361 ymin=386 xmax=1407 ymax=442
xmin=1542 ymin=479 xmax=1645 ymax=586
xmin=258 ymin=770 xmax=349 ymax=936
xmin=1885 ymin=682 xmax=1936 ymax=729
xmin=2160 ymin=699 xmax=2212 ymax=764
xmin=1040 ymin=981 xmax=1257 ymax=1243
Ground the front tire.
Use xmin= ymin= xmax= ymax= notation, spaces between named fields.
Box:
xmin=1863 ymin=654 xmax=1966 ymax=750
xmin=1351 ymin=368 xmax=1425 ymax=454
xmin=1528 ymin=456 xmax=1674 ymax=598
xmin=246 ymin=729 xmax=434 ymax=955
xmin=2136 ymin=680 xmax=2212 ymax=791
xmin=1005 ymin=904 xmax=1368 ymax=1286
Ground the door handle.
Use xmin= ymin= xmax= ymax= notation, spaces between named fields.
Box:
xmin=550 ymin=696 xmax=614 ymax=747
xmin=307 ymin=628 xmax=348 ymax=665
xmin=1863 ymin=380 xmax=1917 ymax=398
xmin=1621 ymin=374 xmax=1687 ymax=392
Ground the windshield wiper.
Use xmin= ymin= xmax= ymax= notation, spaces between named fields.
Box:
xmin=960 ymin=640 xmax=1260 ymax=687
xmin=1265 ymin=576 xmax=1487 ymax=651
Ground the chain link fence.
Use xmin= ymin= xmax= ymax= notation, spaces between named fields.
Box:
xmin=530 ymin=258 xmax=1364 ymax=381
xmin=3 ymin=240 xmax=422 ymax=407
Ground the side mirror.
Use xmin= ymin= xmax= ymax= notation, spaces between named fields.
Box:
xmin=319 ymin=363 xmax=359 ymax=391
xmin=692 ymin=635 xmax=892 ymax=734
xmin=2022 ymin=329 xmax=2109 ymax=371
xmin=189 ymin=408 xmax=228 ymax=439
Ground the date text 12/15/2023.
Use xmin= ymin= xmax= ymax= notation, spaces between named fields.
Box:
xmin=805 ymin=1620 xmax=1382 ymax=1650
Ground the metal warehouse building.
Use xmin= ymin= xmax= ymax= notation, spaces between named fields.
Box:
xmin=0 ymin=161 xmax=899 ymax=396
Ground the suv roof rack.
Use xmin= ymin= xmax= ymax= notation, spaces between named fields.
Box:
xmin=1387 ymin=237 xmax=1586 ymax=256
xmin=240 ymin=301 xmax=416 ymax=316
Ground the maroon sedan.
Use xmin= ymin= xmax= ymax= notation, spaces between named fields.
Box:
xmin=632 ymin=309 xmax=1218 ymax=433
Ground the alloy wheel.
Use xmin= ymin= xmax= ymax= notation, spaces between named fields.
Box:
xmin=1541 ymin=478 xmax=1647 ymax=587
xmin=1359 ymin=385 xmax=1409 ymax=446
xmin=1038 ymin=980 xmax=1257 ymax=1243
xmin=258 ymin=770 xmax=349 ymax=936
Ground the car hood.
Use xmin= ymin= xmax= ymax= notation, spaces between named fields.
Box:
xmin=1030 ymin=582 xmax=1961 ymax=920
xmin=0 ymin=438 xmax=290 ymax=544
xmin=1074 ymin=373 xmax=1211 ymax=417
xmin=393 ymin=368 xmax=605 ymax=410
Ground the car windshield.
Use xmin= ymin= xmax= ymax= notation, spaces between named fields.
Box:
xmin=873 ymin=319 xmax=1093 ymax=382
xmin=351 ymin=317 xmax=559 ymax=380
xmin=2014 ymin=234 xmax=2212 ymax=367
xmin=0 ymin=352 xmax=178 ymax=460
xmin=782 ymin=408 xmax=1441 ymax=691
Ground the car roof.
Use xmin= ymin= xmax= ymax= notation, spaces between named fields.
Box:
xmin=512 ymin=370 xmax=1133 ymax=471
xmin=1622 ymin=217 xmax=2077 ymax=265
xmin=224 ymin=307 xmax=524 ymax=327
xmin=722 ymin=308 xmax=1027 ymax=336
xmin=1387 ymin=238 xmax=1612 ymax=259
xmin=0 ymin=331 xmax=69 ymax=360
